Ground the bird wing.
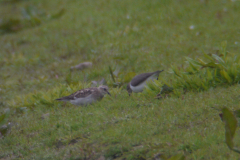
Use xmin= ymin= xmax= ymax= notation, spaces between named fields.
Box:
xmin=73 ymin=88 xmax=94 ymax=99
xmin=130 ymin=70 xmax=163 ymax=86
xmin=131 ymin=73 xmax=153 ymax=86
xmin=56 ymin=88 xmax=95 ymax=101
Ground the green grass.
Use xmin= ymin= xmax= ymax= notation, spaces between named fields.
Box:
xmin=1 ymin=0 xmax=240 ymax=159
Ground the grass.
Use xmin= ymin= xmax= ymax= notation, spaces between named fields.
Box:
xmin=1 ymin=0 xmax=240 ymax=159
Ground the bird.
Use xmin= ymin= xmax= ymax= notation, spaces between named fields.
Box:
xmin=56 ymin=85 xmax=111 ymax=106
xmin=127 ymin=70 xmax=164 ymax=95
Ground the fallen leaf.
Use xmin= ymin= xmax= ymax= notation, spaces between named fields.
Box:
xmin=70 ymin=62 xmax=92 ymax=70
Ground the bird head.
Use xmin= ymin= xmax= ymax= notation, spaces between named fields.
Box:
xmin=126 ymin=83 xmax=132 ymax=96
xmin=98 ymin=85 xmax=111 ymax=96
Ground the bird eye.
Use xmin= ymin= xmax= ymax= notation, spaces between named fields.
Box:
xmin=104 ymin=88 xmax=107 ymax=91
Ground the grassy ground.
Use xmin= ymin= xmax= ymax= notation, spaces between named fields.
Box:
xmin=1 ymin=0 xmax=240 ymax=159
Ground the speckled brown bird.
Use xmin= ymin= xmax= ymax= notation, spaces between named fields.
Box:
xmin=56 ymin=85 xmax=111 ymax=105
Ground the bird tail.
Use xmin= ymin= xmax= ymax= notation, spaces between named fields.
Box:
xmin=154 ymin=70 xmax=164 ymax=74
xmin=55 ymin=97 xmax=70 ymax=101
xmin=154 ymin=70 xmax=164 ymax=80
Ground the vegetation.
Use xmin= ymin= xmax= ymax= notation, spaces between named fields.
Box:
xmin=221 ymin=108 xmax=240 ymax=154
xmin=1 ymin=0 xmax=240 ymax=159
xmin=144 ymin=42 xmax=240 ymax=98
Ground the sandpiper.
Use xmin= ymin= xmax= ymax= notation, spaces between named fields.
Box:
xmin=56 ymin=85 xmax=111 ymax=106
xmin=127 ymin=70 xmax=164 ymax=95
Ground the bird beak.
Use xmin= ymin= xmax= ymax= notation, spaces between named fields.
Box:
xmin=107 ymin=91 xmax=111 ymax=96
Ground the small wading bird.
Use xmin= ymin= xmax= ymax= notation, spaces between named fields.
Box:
xmin=56 ymin=85 xmax=111 ymax=106
xmin=127 ymin=70 xmax=164 ymax=95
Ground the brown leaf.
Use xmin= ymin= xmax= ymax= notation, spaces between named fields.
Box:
xmin=70 ymin=62 xmax=92 ymax=70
